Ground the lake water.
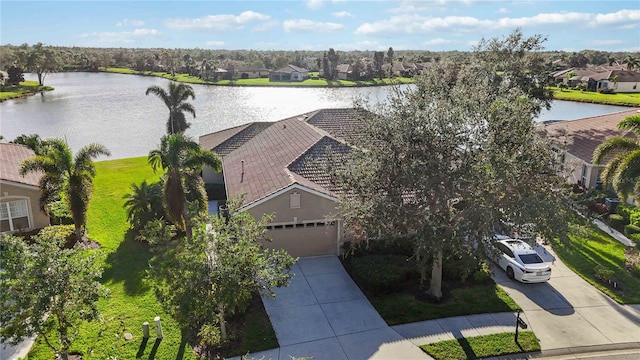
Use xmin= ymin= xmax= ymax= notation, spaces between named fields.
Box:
xmin=0 ymin=72 xmax=632 ymax=159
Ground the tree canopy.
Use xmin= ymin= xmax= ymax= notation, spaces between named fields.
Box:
xmin=336 ymin=30 xmax=567 ymax=300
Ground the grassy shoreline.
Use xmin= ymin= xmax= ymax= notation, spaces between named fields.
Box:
xmin=100 ymin=67 xmax=414 ymax=87
xmin=0 ymin=80 xmax=54 ymax=101
xmin=550 ymin=87 xmax=640 ymax=107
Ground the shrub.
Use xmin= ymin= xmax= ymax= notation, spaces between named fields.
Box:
xmin=37 ymin=225 xmax=75 ymax=246
xmin=624 ymin=224 xmax=640 ymax=237
xmin=630 ymin=211 xmax=640 ymax=227
xmin=616 ymin=203 xmax=634 ymax=222
xmin=350 ymin=236 xmax=414 ymax=257
xmin=351 ymin=255 xmax=416 ymax=293
xmin=608 ymin=214 xmax=627 ymax=231
xmin=444 ymin=252 xmax=483 ymax=283
xmin=630 ymin=233 xmax=640 ymax=247
xmin=594 ymin=265 xmax=615 ymax=283
xmin=471 ymin=262 xmax=493 ymax=284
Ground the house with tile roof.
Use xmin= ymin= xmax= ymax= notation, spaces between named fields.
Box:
xmin=199 ymin=108 xmax=367 ymax=257
xmin=269 ymin=64 xmax=309 ymax=82
xmin=544 ymin=109 xmax=640 ymax=190
xmin=553 ymin=66 xmax=640 ymax=92
xmin=0 ymin=143 xmax=50 ymax=233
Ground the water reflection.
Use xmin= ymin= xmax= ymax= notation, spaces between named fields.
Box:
xmin=0 ymin=73 xmax=631 ymax=159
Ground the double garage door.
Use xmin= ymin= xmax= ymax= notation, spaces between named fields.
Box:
xmin=261 ymin=221 xmax=339 ymax=257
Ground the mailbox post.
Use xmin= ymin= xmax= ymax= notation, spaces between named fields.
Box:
xmin=515 ymin=310 xmax=528 ymax=343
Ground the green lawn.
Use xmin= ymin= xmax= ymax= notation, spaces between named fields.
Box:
xmin=551 ymin=87 xmax=640 ymax=107
xmin=27 ymin=156 xmax=277 ymax=359
xmin=100 ymin=67 xmax=414 ymax=87
xmin=0 ymin=80 xmax=53 ymax=101
xmin=550 ymin=222 xmax=640 ymax=304
xmin=370 ymin=285 xmax=520 ymax=326
xmin=420 ymin=331 xmax=540 ymax=360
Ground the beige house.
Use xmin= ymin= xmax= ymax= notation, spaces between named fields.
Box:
xmin=200 ymin=109 xmax=366 ymax=257
xmin=553 ymin=66 xmax=640 ymax=93
xmin=544 ymin=109 xmax=640 ymax=190
xmin=0 ymin=143 xmax=50 ymax=233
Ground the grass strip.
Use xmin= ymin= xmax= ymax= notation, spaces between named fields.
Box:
xmin=550 ymin=221 xmax=640 ymax=304
xmin=100 ymin=67 xmax=413 ymax=87
xmin=551 ymin=87 xmax=640 ymax=107
xmin=0 ymin=81 xmax=54 ymax=101
xmin=420 ymin=331 xmax=540 ymax=360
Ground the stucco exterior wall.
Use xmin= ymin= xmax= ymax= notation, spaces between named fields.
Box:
xmin=0 ymin=182 xmax=50 ymax=232
xmin=203 ymin=167 xmax=224 ymax=184
xmin=616 ymin=82 xmax=640 ymax=93
xmin=245 ymin=187 xmax=341 ymax=256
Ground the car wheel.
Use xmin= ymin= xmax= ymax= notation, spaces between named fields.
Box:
xmin=506 ymin=267 xmax=515 ymax=280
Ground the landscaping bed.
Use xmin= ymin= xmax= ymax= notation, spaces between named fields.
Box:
xmin=342 ymin=240 xmax=520 ymax=325
xmin=420 ymin=331 xmax=540 ymax=360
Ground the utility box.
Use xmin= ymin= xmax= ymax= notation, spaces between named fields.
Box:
xmin=605 ymin=198 xmax=621 ymax=214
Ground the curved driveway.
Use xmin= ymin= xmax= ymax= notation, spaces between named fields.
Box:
xmin=492 ymin=245 xmax=640 ymax=350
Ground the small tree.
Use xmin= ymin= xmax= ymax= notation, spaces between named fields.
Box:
xmin=0 ymin=231 xmax=109 ymax=360
xmin=148 ymin=197 xmax=296 ymax=346
xmin=6 ymin=65 xmax=25 ymax=86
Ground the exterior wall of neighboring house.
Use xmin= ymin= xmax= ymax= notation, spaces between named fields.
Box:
xmin=616 ymin=81 xmax=640 ymax=92
xmin=559 ymin=152 xmax=603 ymax=190
xmin=202 ymin=167 xmax=224 ymax=184
xmin=235 ymin=69 xmax=269 ymax=79
xmin=244 ymin=186 xmax=342 ymax=257
xmin=0 ymin=182 xmax=50 ymax=233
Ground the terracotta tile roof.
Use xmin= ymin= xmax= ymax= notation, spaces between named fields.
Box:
xmin=288 ymin=136 xmax=352 ymax=196
xmin=544 ymin=109 xmax=640 ymax=163
xmin=199 ymin=108 xmax=367 ymax=207
xmin=0 ymin=143 xmax=41 ymax=187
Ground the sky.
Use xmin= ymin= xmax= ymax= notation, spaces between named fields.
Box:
xmin=1 ymin=1 xmax=639 ymax=52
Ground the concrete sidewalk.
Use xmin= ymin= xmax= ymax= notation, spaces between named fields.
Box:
xmin=593 ymin=218 xmax=635 ymax=247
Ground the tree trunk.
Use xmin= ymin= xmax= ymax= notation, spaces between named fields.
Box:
xmin=37 ymin=72 xmax=43 ymax=86
xmin=74 ymin=224 xmax=83 ymax=243
xmin=427 ymin=249 xmax=443 ymax=301
xmin=183 ymin=207 xmax=192 ymax=240
xmin=218 ymin=303 xmax=227 ymax=340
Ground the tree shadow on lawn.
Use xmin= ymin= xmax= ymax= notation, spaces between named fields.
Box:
xmin=103 ymin=229 xmax=152 ymax=296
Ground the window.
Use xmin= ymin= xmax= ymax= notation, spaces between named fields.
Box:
xmin=0 ymin=199 xmax=31 ymax=232
xmin=290 ymin=192 xmax=301 ymax=209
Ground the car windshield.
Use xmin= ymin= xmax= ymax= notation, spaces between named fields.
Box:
xmin=518 ymin=253 xmax=544 ymax=264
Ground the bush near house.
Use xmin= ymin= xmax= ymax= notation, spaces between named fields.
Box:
xmin=624 ymin=224 xmax=640 ymax=237
xmin=609 ymin=214 xmax=627 ymax=232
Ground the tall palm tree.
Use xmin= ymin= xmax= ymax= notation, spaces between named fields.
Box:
xmin=145 ymin=82 xmax=196 ymax=134
xmin=148 ymin=133 xmax=221 ymax=239
xmin=624 ymin=55 xmax=639 ymax=72
xmin=20 ymin=139 xmax=111 ymax=241
xmin=593 ymin=114 xmax=640 ymax=201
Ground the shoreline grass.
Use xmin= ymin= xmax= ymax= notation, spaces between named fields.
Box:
xmin=100 ymin=67 xmax=414 ymax=87
xmin=551 ymin=87 xmax=640 ymax=107
xmin=0 ymin=80 xmax=54 ymax=101
xmin=420 ymin=331 xmax=540 ymax=360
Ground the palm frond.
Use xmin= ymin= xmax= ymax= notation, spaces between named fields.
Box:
xmin=617 ymin=114 xmax=640 ymax=137
xmin=600 ymin=153 xmax=626 ymax=189
xmin=592 ymin=136 xmax=639 ymax=165
xmin=612 ymin=149 xmax=640 ymax=200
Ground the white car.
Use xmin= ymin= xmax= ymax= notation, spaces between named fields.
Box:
xmin=491 ymin=237 xmax=551 ymax=283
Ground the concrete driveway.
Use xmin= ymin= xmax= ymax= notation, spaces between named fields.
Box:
xmin=257 ymin=256 xmax=430 ymax=360
xmin=492 ymin=245 xmax=640 ymax=350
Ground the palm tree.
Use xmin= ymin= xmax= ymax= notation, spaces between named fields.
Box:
xmin=625 ymin=55 xmax=639 ymax=72
xmin=145 ymin=82 xmax=196 ymax=134
xmin=20 ymin=139 xmax=111 ymax=241
xmin=123 ymin=180 xmax=164 ymax=231
xmin=11 ymin=133 xmax=53 ymax=155
xmin=148 ymin=133 xmax=221 ymax=239
xmin=593 ymin=114 xmax=640 ymax=202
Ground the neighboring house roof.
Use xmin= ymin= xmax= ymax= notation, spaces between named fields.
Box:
xmin=336 ymin=64 xmax=352 ymax=73
xmin=235 ymin=66 xmax=269 ymax=72
xmin=199 ymin=108 xmax=368 ymax=208
xmin=553 ymin=66 xmax=640 ymax=82
xmin=273 ymin=64 xmax=308 ymax=74
xmin=544 ymin=109 xmax=640 ymax=163
xmin=0 ymin=143 xmax=41 ymax=187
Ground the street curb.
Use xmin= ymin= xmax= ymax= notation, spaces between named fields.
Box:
xmin=489 ymin=342 xmax=640 ymax=359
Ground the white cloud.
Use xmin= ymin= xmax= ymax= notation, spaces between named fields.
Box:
xmin=79 ymin=28 xmax=161 ymax=43
xmin=496 ymin=8 xmax=508 ymax=14
xmin=165 ymin=11 xmax=271 ymax=31
xmin=253 ymin=20 xmax=279 ymax=32
xmin=423 ymin=38 xmax=454 ymax=46
xmin=305 ymin=0 xmax=324 ymax=9
xmin=334 ymin=40 xmax=382 ymax=50
xmin=117 ymin=19 xmax=145 ymax=27
xmin=205 ymin=40 xmax=225 ymax=47
xmin=355 ymin=9 xmax=640 ymax=35
xmin=283 ymin=19 xmax=344 ymax=32
xmin=333 ymin=11 xmax=354 ymax=18
xmin=618 ymin=23 xmax=638 ymax=30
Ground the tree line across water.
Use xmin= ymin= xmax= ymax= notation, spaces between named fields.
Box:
xmin=2 ymin=42 xmax=639 ymax=86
